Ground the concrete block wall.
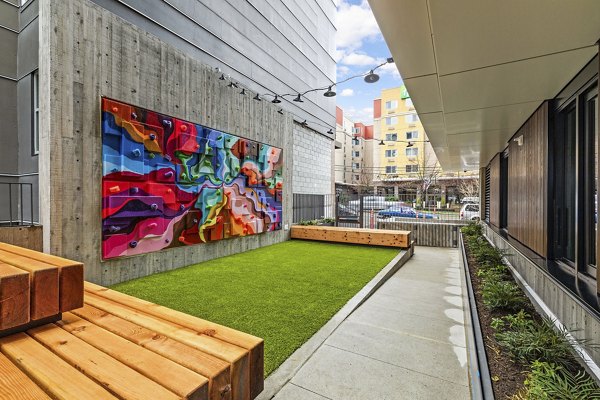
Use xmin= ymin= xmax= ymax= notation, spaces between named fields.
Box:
xmin=292 ymin=124 xmax=334 ymax=195
xmin=39 ymin=0 xmax=294 ymax=285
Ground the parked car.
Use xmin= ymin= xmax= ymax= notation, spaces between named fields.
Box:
xmin=337 ymin=204 xmax=359 ymax=219
xmin=461 ymin=196 xmax=479 ymax=204
xmin=378 ymin=206 xmax=437 ymax=219
xmin=347 ymin=196 xmax=402 ymax=210
xmin=460 ymin=203 xmax=480 ymax=220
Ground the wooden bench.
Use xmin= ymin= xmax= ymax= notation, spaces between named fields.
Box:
xmin=0 ymin=245 xmax=264 ymax=400
xmin=291 ymin=225 xmax=412 ymax=248
xmin=0 ymin=242 xmax=83 ymax=333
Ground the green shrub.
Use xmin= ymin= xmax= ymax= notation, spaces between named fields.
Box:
xmin=493 ymin=313 xmax=581 ymax=369
xmin=512 ymin=361 xmax=600 ymax=400
xmin=482 ymin=280 xmax=527 ymax=311
xmin=461 ymin=222 xmax=482 ymax=237
xmin=385 ymin=195 xmax=398 ymax=201
xmin=477 ymin=264 xmax=510 ymax=283
xmin=298 ymin=219 xmax=317 ymax=226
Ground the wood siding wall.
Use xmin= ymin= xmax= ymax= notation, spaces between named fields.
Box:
xmin=489 ymin=154 xmax=501 ymax=227
xmin=377 ymin=221 xmax=468 ymax=248
xmin=39 ymin=0 xmax=294 ymax=285
xmin=507 ymin=102 xmax=548 ymax=257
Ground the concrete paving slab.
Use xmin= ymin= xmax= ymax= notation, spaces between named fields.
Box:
xmin=272 ymin=383 xmax=332 ymax=400
xmin=325 ymin=319 xmax=469 ymax=384
xmin=291 ymin=344 xmax=470 ymax=400
xmin=263 ymin=247 xmax=471 ymax=400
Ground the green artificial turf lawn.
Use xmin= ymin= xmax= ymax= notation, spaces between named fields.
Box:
xmin=111 ymin=240 xmax=399 ymax=376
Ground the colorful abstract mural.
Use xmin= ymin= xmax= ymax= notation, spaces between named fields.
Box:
xmin=101 ymin=98 xmax=283 ymax=259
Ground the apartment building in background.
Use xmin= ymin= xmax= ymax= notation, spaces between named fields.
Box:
xmin=372 ymin=86 xmax=476 ymax=205
xmin=0 ymin=0 xmax=336 ymax=284
xmin=334 ymin=106 xmax=374 ymax=189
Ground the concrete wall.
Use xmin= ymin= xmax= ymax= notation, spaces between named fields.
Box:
xmin=292 ymin=124 xmax=333 ymax=195
xmin=39 ymin=0 xmax=295 ymax=284
xmin=85 ymin=0 xmax=336 ymax=135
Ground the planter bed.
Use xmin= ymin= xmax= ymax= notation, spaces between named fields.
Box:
xmin=461 ymin=223 xmax=600 ymax=399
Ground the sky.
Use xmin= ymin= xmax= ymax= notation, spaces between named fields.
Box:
xmin=334 ymin=0 xmax=402 ymax=125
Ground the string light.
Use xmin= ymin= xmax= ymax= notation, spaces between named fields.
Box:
xmin=216 ymin=57 xmax=395 ymax=134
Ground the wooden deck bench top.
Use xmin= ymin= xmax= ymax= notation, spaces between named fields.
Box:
xmin=0 ymin=283 xmax=264 ymax=400
xmin=291 ymin=225 xmax=412 ymax=248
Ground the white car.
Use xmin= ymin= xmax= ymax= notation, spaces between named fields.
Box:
xmin=460 ymin=203 xmax=480 ymax=220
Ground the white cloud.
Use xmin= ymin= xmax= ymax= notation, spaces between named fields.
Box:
xmin=340 ymin=88 xmax=354 ymax=97
xmin=336 ymin=0 xmax=381 ymax=52
xmin=344 ymin=106 xmax=374 ymax=125
xmin=337 ymin=65 xmax=351 ymax=78
xmin=340 ymin=52 xmax=378 ymax=66
xmin=378 ymin=62 xmax=401 ymax=80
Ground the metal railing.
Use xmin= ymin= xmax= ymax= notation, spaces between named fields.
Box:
xmin=0 ymin=182 xmax=36 ymax=226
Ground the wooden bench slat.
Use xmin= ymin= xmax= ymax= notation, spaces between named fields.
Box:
xmin=59 ymin=312 xmax=209 ymax=400
xmin=73 ymin=304 xmax=232 ymax=400
xmin=85 ymin=281 xmax=263 ymax=398
xmin=0 ymin=243 xmax=84 ymax=312
xmin=0 ymin=250 xmax=59 ymax=320
xmin=27 ymin=324 xmax=181 ymax=400
xmin=0 ymin=263 xmax=30 ymax=330
xmin=84 ymin=291 xmax=250 ymax=400
xmin=0 ymin=351 xmax=51 ymax=400
xmin=291 ymin=225 xmax=411 ymax=248
xmin=0 ymin=332 xmax=117 ymax=400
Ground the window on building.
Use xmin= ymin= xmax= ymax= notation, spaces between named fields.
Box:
xmin=385 ymin=117 xmax=398 ymax=125
xmin=352 ymin=162 xmax=360 ymax=170
xmin=406 ymin=130 xmax=419 ymax=140
xmin=354 ymin=175 xmax=360 ymax=181
xmin=32 ymin=70 xmax=39 ymax=156
xmin=385 ymin=149 xmax=397 ymax=158
xmin=405 ymin=98 xmax=414 ymax=108
xmin=405 ymin=164 xmax=419 ymax=173
xmin=353 ymin=151 xmax=360 ymax=157
xmin=406 ymin=148 xmax=418 ymax=157
xmin=352 ymin=138 xmax=360 ymax=145
xmin=385 ymin=166 xmax=396 ymax=174
xmin=405 ymin=114 xmax=419 ymax=123
xmin=385 ymin=133 xmax=397 ymax=141
xmin=385 ymin=100 xmax=398 ymax=109
xmin=352 ymin=127 xmax=361 ymax=134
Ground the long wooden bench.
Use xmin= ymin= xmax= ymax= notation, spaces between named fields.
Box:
xmin=291 ymin=225 xmax=412 ymax=248
xmin=0 ymin=244 xmax=264 ymax=400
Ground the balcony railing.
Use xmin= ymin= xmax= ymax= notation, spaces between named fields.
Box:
xmin=0 ymin=182 xmax=36 ymax=226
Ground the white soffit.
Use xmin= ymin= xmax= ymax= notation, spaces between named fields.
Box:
xmin=369 ymin=0 xmax=600 ymax=170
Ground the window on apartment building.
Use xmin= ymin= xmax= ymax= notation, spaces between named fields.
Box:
xmin=385 ymin=166 xmax=396 ymax=174
xmin=385 ymin=133 xmax=397 ymax=141
xmin=406 ymin=148 xmax=418 ymax=157
xmin=352 ymin=138 xmax=360 ymax=145
xmin=385 ymin=117 xmax=398 ymax=125
xmin=32 ymin=70 xmax=39 ymax=156
xmin=354 ymin=175 xmax=360 ymax=181
xmin=385 ymin=100 xmax=398 ymax=109
xmin=405 ymin=98 xmax=414 ymax=108
xmin=385 ymin=149 xmax=397 ymax=158
xmin=405 ymin=114 xmax=419 ymax=123
xmin=353 ymin=151 xmax=360 ymax=157
xmin=352 ymin=127 xmax=361 ymax=134
xmin=352 ymin=162 xmax=360 ymax=170
xmin=552 ymin=79 xmax=598 ymax=275
xmin=406 ymin=131 xmax=419 ymax=140
xmin=405 ymin=164 xmax=419 ymax=173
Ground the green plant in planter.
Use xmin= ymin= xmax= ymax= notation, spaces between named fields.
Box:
xmin=477 ymin=264 xmax=510 ymax=283
xmin=298 ymin=219 xmax=317 ymax=226
xmin=482 ymin=280 xmax=527 ymax=311
xmin=321 ymin=218 xmax=335 ymax=224
xmin=512 ymin=361 xmax=600 ymax=400
xmin=493 ymin=313 xmax=588 ymax=369
xmin=461 ymin=222 xmax=482 ymax=237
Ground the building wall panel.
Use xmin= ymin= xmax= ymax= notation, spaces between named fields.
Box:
xmin=488 ymin=153 xmax=501 ymax=227
xmin=39 ymin=0 xmax=294 ymax=284
xmin=507 ymin=102 xmax=548 ymax=257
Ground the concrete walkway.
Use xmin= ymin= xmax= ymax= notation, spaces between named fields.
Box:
xmin=270 ymin=247 xmax=471 ymax=400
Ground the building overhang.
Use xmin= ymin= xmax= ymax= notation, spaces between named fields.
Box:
xmin=369 ymin=0 xmax=600 ymax=170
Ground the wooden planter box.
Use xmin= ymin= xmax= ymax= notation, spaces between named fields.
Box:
xmin=291 ymin=225 xmax=411 ymax=249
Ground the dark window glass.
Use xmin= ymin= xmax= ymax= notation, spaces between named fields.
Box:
xmin=584 ymin=92 xmax=598 ymax=271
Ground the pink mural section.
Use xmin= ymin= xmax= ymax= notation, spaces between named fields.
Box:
xmin=101 ymin=98 xmax=283 ymax=259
